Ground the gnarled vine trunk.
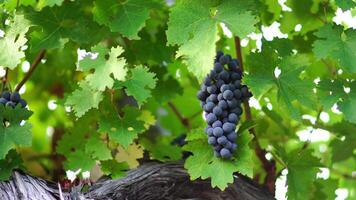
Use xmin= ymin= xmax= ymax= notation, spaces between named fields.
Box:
xmin=0 ymin=162 xmax=274 ymax=200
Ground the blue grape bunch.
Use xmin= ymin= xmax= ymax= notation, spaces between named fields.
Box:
xmin=0 ymin=91 xmax=27 ymax=108
xmin=197 ymin=51 xmax=252 ymax=159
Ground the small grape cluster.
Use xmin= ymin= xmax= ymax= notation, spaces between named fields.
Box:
xmin=0 ymin=91 xmax=27 ymax=108
xmin=197 ymin=51 xmax=252 ymax=159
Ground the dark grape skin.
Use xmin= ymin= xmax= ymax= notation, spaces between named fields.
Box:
xmin=1 ymin=91 xmax=11 ymax=100
xmin=204 ymin=102 xmax=215 ymax=112
xmin=227 ymin=132 xmax=237 ymax=141
xmin=207 ymin=85 xmax=217 ymax=94
xmin=212 ymin=106 xmax=222 ymax=116
xmin=207 ymin=94 xmax=218 ymax=103
xmin=197 ymin=91 xmax=207 ymax=101
xmin=217 ymin=136 xmax=228 ymax=145
xmin=220 ymin=148 xmax=232 ymax=159
xmin=227 ymin=99 xmax=238 ymax=108
xmin=217 ymin=93 xmax=223 ymax=101
xmin=208 ymin=137 xmax=217 ymax=145
xmin=219 ymin=55 xmax=230 ymax=65
xmin=231 ymin=107 xmax=243 ymax=116
xmin=206 ymin=113 xmax=217 ymax=124
xmin=10 ymin=92 xmax=21 ymax=102
xmin=212 ymin=120 xmax=222 ymax=128
xmin=219 ymin=70 xmax=229 ymax=82
xmin=207 ymin=128 xmax=214 ymax=136
xmin=223 ymin=122 xmax=235 ymax=133
xmin=218 ymin=100 xmax=227 ymax=109
xmin=223 ymin=90 xmax=234 ymax=100
xmin=220 ymin=84 xmax=230 ymax=92
xmin=213 ymin=127 xmax=224 ymax=137
xmin=214 ymin=63 xmax=223 ymax=73
xmin=228 ymin=113 xmax=238 ymax=123
xmin=233 ymin=89 xmax=242 ymax=99
xmin=0 ymin=97 xmax=8 ymax=105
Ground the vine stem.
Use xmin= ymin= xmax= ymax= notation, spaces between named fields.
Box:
xmin=15 ymin=49 xmax=46 ymax=92
xmin=1 ymin=68 xmax=9 ymax=92
xmin=234 ymin=36 xmax=276 ymax=194
xmin=168 ymin=101 xmax=191 ymax=130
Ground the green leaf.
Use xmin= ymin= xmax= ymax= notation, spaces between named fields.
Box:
xmin=0 ymin=105 xmax=33 ymax=159
xmin=79 ymin=45 xmax=127 ymax=91
xmin=317 ymin=80 xmax=356 ymax=123
xmin=85 ymin=133 xmax=112 ymax=161
xmin=183 ymin=131 xmax=253 ymax=190
xmin=99 ymin=106 xmax=145 ymax=149
xmin=65 ymin=149 xmax=96 ymax=171
xmin=313 ymin=179 xmax=339 ymax=200
xmin=101 ymin=160 xmax=129 ymax=179
xmin=331 ymin=130 xmax=356 ymax=162
xmin=0 ymin=150 xmax=23 ymax=181
xmin=335 ymin=0 xmax=356 ymax=11
xmin=313 ymin=25 xmax=356 ymax=73
xmin=25 ymin=2 xmax=105 ymax=51
xmin=121 ymin=65 xmax=157 ymax=106
xmin=244 ymin=52 xmax=315 ymax=118
xmin=167 ymin=0 xmax=257 ymax=80
xmin=65 ymin=81 xmax=104 ymax=118
xmin=139 ymin=137 xmax=182 ymax=161
xmin=283 ymin=149 xmax=322 ymax=200
xmin=93 ymin=0 xmax=159 ymax=39
xmin=0 ymin=14 xmax=31 ymax=69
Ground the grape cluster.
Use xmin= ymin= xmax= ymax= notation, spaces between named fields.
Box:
xmin=0 ymin=91 xmax=27 ymax=108
xmin=197 ymin=51 xmax=252 ymax=159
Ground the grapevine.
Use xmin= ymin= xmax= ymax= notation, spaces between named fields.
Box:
xmin=197 ymin=51 xmax=252 ymax=159
xmin=0 ymin=91 xmax=27 ymax=108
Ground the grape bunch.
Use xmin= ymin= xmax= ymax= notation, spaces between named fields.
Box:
xmin=0 ymin=91 xmax=27 ymax=108
xmin=197 ymin=51 xmax=252 ymax=159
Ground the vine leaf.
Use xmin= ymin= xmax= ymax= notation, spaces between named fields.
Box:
xmin=313 ymin=25 xmax=356 ymax=73
xmin=99 ymin=106 xmax=145 ymax=149
xmin=65 ymin=149 xmax=96 ymax=171
xmin=335 ymin=0 xmax=356 ymax=11
xmin=79 ymin=45 xmax=127 ymax=91
xmin=101 ymin=160 xmax=129 ymax=179
xmin=0 ymin=14 xmax=31 ymax=69
xmin=0 ymin=105 xmax=33 ymax=159
xmin=244 ymin=52 xmax=315 ymax=119
xmin=93 ymin=0 xmax=159 ymax=39
xmin=278 ymin=149 xmax=322 ymax=200
xmin=119 ymin=65 xmax=157 ymax=106
xmin=0 ymin=150 xmax=23 ymax=181
xmin=183 ymin=130 xmax=253 ymax=190
xmin=317 ymin=80 xmax=356 ymax=123
xmin=65 ymin=81 xmax=103 ymax=118
xmin=167 ymin=0 xmax=257 ymax=80
xmin=85 ymin=133 xmax=112 ymax=161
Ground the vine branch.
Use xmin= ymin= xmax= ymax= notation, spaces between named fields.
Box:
xmin=234 ymin=36 xmax=276 ymax=194
xmin=1 ymin=68 xmax=9 ymax=92
xmin=168 ymin=101 xmax=191 ymax=130
xmin=15 ymin=49 xmax=46 ymax=92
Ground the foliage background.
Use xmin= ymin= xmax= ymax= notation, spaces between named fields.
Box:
xmin=0 ymin=0 xmax=355 ymax=199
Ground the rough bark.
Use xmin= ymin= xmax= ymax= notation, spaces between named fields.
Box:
xmin=0 ymin=162 xmax=274 ymax=200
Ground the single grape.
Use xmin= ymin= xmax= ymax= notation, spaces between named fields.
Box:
xmin=228 ymin=113 xmax=238 ymax=123
xmin=212 ymin=120 xmax=222 ymax=128
xmin=213 ymin=127 xmax=223 ymax=137
xmin=0 ymin=97 xmax=8 ymax=105
xmin=231 ymin=143 xmax=237 ymax=151
xmin=6 ymin=101 xmax=16 ymax=108
xmin=213 ymin=106 xmax=222 ymax=116
xmin=231 ymin=58 xmax=239 ymax=66
xmin=219 ymin=55 xmax=230 ymax=65
xmin=223 ymin=122 xmax=235 ymax=133
xmin=207 ymin=94 xmax=218 ymax=103
xmin=204 ymin=77 xmax=212 ymax=86
xmin=231 ymin=107 xmax=243 ymax=116
xmin=200 ymin=84 xmax=207 ymax=91
xmin=220 ymin=148 xmax=232 ymax=159
xmin=233 ymin=89 xmax=242 ymax=99
xmin=206 ymin=127 xmax=214 ymax=136
xmin=218 ymin=100 xmax=227 ymax=109
xmin=208 ymin=137 xmax=217 ymax=145
xmin=234 ymin=80 xmax=241 ymax=89
xmin=215 ymin=51 xmax=224 ymax=61
xmin=231 ymin=72 xmax=241 ymax=80
xmin=1 ymin=91 xmax=11 ymax=100
xmin=216 ymin=80 xmax=224 ymax=89
xmin=197 ymin=91 xmax=207 ymax=101
xmin=222 ymin=117 xmax=228 ymax=123
xmin=214 ymin=145 xmax=223 ymax=152
xmin=223 ymin=90 xmax=233 ymax=100
xmin=227 ymin=99 xmax=238 ymax=109
xmin=214 ymin=63 xmax=223 ymax=73
xmin=206 ymin=113 xmax=217 ymax=124
xmin=217 ymin=136 xmax=228 ymax=145
xmin=204 ymin=102 xmax=215 ymax=112
xmin=207 ymin=85 xmax=217 ymax=94
xmin=224 ymin=141 xmax=233 ymax=149
xmin=229 ymin=83 xmax=236 ymax=91
xmin=220 ymin=84 xmax=230 ymax=92
xmin=217 ymin=93 xmax=223 ymax=101
xmin=227 ymin=132 xmax=237 ymax=141
xmin=219 ymin=71 xmax=229 ymax=82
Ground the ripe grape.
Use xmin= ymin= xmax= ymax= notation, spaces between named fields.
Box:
xmin=0 ymin=91 xmax=27 ymax=108
xmin=197 ymin=51 xmax=252 ymax=159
